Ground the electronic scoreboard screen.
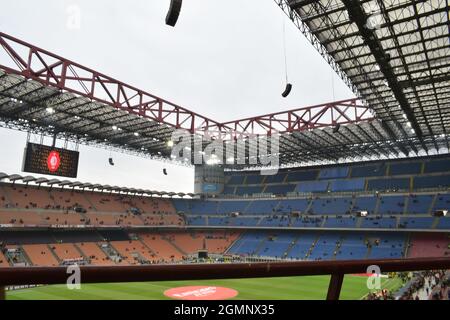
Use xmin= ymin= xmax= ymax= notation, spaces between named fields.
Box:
xmin=22 ymin=143 xmax=79 ymax=178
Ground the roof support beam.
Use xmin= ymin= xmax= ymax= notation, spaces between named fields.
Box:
xmin=341 ymin=0 xmax=423 ymax=139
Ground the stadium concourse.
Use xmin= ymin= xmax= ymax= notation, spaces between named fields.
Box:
xmin=0 ymin=154 xmax=449 ymax=269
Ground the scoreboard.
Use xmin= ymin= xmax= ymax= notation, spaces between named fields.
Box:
xmin=22 ymin=143 xmax=79 ymax=178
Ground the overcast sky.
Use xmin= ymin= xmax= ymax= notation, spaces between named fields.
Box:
xmin=0 ymin=0 xmax=354 ymax=192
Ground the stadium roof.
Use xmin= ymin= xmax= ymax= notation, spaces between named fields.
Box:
xmin=276 ymin=0 xmax=449 ymax=147
xmin=0 ymin=172 xmax=197 ymax=198
xmin=1 ymin=5 xmax=449 ymax=170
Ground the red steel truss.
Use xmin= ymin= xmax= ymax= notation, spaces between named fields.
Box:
xmin=218 ymin=98 xmax=374 ymax=137
xmin=0 ymin=32 xmax=374 ymax=137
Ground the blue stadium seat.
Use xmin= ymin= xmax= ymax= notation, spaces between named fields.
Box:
xmin=361 ymin=217 xmax=397 ymax=229
xmin=186 ymin=216 xmax=207 ymax=226
xmin=291 ymin=217 xmax=323 ymax=228
xmin=264 ymin=173 xmax=287 ymax=184
xmin=414 ymin=174 xmax=450 ymax=189
xmin=329 ymin=178 xmax=365 ymax=192
xmin=324 ymin=217 xmax=357 ymax=228
xmin=319 ymin=167 xmax=349 ymax=180
xmin=378 ymin=196 xmax=406 ymax=215
xmin=223 ymin=186 xmax=236 ymax=195
xmin=226 ymin=175 xmax=245 ymax=185
xmin=424 ymin=159 xmax=450 ymax=173
xmin=259 ymin=216 xmax=290 ymax=227
xmin=407 ymin=194 xmax=433 ymax=214
xmin=309 ymin=197 xmax=352 ymax=215
xmin=264 ymin=184 xmax=296 ymax=195
xmin=217 ymin=201 xmax=249 ymax=214
xmin=433 ymin=194 xmax=450 ymax=211
xmin=277 ymin=199 xmax=310 ymax=214
xmin=351 ymin=164 xmax=387 ymax=177
xmin=235 ymin=186 xmax=264 ymax=195
xmin=245 ymin=200 xmax=279 ymax=215
xmin=285 ymin=170 xmax=319 ymax=182
xmin=398 ymin=217 xmax=434 ymax=229
xmin=245 ymin=175 xmax=266 ymax=185
xmin=350 ymin=196 xmax=377 ymax=214
xmin=296 ymin=180 xmax=329 ymax=193
xmin=367 ymin=178 xmax=410 ymax=191
xmin=389 ymin=162 xmax=422 ymax=175
xmin=436 ymin=218 xmax=450 ymax=229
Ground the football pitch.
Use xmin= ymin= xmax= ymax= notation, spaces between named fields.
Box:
xmin=6 ymin=275 xmax=403 ymax=300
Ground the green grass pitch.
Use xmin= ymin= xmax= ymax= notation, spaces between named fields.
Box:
xmin=6 ymin=275 xmax=403 ymax=300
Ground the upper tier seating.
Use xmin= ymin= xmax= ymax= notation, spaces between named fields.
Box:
xmin=399 ymin=217 xmax=435 ymax=229
xmin=222 ymin=155 xmax=450 ymax=196
xmin=49 ymin=189 xmax=93 ymax=210
xmin=407 ymin=194 xmax=434 ymax=214
xmin=378 ymin=196 xmax=406 ymax=214
xmin=42 ymin=211 xmax=85 ymax=225
xmin=319 ymin=167 xmax=349 ymax=180
xmin=389 ymin=162 xmax=422 ymax=175
xmin=0 ymin=210 xmax=43 ymax=225
xmin=4 ymin=185 xmax=54 ymax=209
xmin=309 ymin=197 xmax=352 ymax=215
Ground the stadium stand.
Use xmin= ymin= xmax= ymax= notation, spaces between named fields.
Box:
xmin=0 ymin=154 xmax=448 ymax=268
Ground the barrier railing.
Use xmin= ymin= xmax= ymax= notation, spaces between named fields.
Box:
xmin=0 ymin=257 xmax=449 ymax=300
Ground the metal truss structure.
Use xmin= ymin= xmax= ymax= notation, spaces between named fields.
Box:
xmin=0 ymin=16 xmax=449 ymax=168
xmin=275 ymin=0 xmax=450 ymax=151
xmin=0 ymin=172 xmax=195 ymax=198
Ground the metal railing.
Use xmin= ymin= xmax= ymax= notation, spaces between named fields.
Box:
xmin=1 ymin=257 xmax=449 ymax=300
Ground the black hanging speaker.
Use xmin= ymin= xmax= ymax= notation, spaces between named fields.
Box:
xmin=166 ymin=0 xmax=183 ymax=27
xmin=281 ymin=83 xmax=292 ymax=98
xmin=108 ymin=158 xmax=115 ymax=166
xmin=163 ymin=168 xmax=168 ymax=175
xmin=333 ymin=124 xmax=341 ymax=133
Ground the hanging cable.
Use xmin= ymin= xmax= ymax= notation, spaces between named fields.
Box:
xmin=331 ymin=70 xmax=336 ymax=101
xmin=281 ymin=19 xmax=292 ymax=98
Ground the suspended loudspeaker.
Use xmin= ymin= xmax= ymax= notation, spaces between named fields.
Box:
xmin=281 ymin=83 xmax=292 ymax=98
xmin=166 ymin=0 xmax=183 ymax=27
xmin=163 ymin=168 xmax=168 ymax=175
xmin=333 ymin=124 xmax=341 ymax=133
xmin=108 ymin=158 xmax=115 ymax=166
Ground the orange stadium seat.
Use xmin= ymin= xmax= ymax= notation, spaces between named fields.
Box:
xmin=22 ymin=244 xmax=59 ymax=266
xmin=110 ymin=240 xmax=158 ymax=265
xmin=49 ymin=189 xmax=94 ymax=211
xmin=140 ymin=213 xmax=184 ymax=226
xmin=0 ymin=210 xmax=44 ymax=225
xmin=0 ymin=251 xmax=9 ymax=266
xmin=76 ymin=242 xmax=112 ymax=265
xmin=41 ymin=211 xmax=85 ymax=226
xmin=4 ymin=185 xmax=54 ymax=209
xmin=139 ymin=234 xmax=183 ymax=262
xmin=49 ymin=243 xmax=84 ymax=262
